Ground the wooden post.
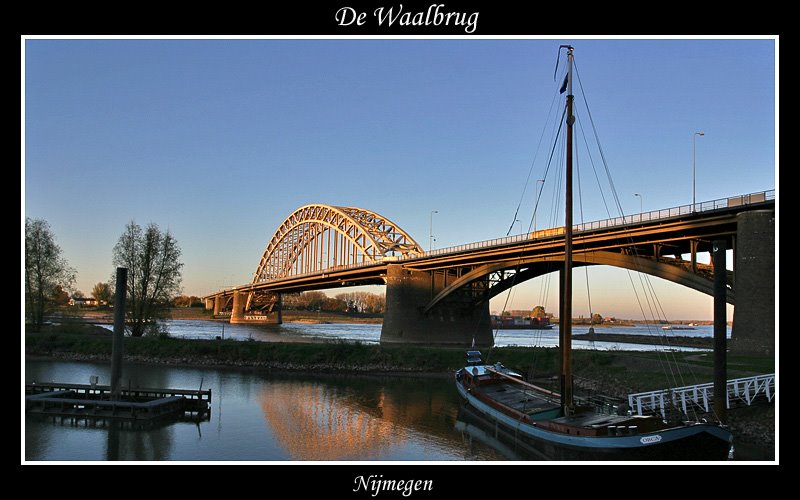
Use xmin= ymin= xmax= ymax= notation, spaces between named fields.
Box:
xmin=712 ymin=240 xmax=727 ymax=423
xmin=111 ymin=267 xmax=127 ymax=399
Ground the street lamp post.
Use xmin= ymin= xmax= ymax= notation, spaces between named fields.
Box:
xmin=634 ymin=193 xmax=642 ymax=214
xmin=429 ymin=210 xmax=438 ymax=252
xmin=693 ymin=131 xmax=705 ymax=211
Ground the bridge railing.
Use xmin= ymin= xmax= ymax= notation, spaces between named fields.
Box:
xmin=244 ymin=189 xmax=774 ymax=285
xmin=417 ymin=189 xmax=775 ymax=259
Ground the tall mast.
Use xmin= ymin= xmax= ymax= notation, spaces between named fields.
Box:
xmin=561 ymin=45 xmax=575 ymax=414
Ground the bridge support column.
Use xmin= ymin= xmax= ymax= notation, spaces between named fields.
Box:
xmin=731 ymin=210 xmax=774 ymax=355
xmin=380 ymin=264 xmax=493 ymax=347
xmin=205 ymin=297 xmax=214 ymax=310
xmin=230 ymin=291 xmax=246 ymax=324
xmin=213 ymin=296 xmax=223 ymax=316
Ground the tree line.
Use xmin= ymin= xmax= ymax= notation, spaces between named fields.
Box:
xmin=283 ymin=291 xmax=385 ymax=314
xmin=25 ymin=218 xmax=182 ymax=337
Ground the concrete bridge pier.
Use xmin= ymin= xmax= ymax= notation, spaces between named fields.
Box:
xmin=212 ymin=295 xmax=223 ymax=316
xmin=380 ymin=264 xmax=493 ymax=347
xmin=227 ymin=290 xmax=283 ymax=325
xmin=204 ymin=297 xmax=214 ymax=310
xmin=230 ymin=291 xmax=246 ymax=324
xmin=731 ymin=210 xmax=775 ymax=355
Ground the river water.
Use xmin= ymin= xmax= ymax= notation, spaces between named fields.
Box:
xmin=100 ymin=320 xmax=728 ymax=352
xmin=24 ymin=359 xmax=508 ymax=461
xmin=25 ymin=321 xmax=733 ymax=461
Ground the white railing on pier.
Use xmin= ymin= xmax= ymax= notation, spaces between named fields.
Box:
xmin=627 ymin=373 xmax=775 ymax=419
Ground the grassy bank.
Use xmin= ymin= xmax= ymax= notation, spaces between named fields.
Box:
xmin=26 ymin=324 xmax=544 ymax=373
xmin=25 ymin=324 xmax=772 ymax=385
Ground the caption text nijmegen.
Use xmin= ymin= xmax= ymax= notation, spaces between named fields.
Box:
xmin=336 ymin=4 xmax=479 ymax=34
xmin=353 ymin=475 xmax=433 ymax=497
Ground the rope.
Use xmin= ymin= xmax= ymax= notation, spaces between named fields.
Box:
xmin=572 ymin=59 xmax=705 ymax=414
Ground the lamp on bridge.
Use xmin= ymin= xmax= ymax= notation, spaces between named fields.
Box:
xmin=693 ymin=131 xmax=705 ymax=211
xmin=634 ymin=193 xmax=642 ymax=214
xmin=429 ymin=210 xmax=438 ymax=252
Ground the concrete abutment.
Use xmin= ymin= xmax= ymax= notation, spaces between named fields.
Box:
xmin=731 ymin=210 xmax=775 ymax=355
xmin=380 ymin=264 xmax=493 ymax=347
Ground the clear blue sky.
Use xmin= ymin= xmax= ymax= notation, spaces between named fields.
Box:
xmin=23 ymin=37 xmax=776 ymax=320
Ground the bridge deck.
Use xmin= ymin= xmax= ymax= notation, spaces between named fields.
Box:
xmin=205 ymin=190 xmax=773 ymax=298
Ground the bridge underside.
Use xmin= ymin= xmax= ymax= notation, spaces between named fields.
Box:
xmin=206 ymin=290 xmax=284 ymax=325
xmin=422 ymin=249 xmax=735 ymax=315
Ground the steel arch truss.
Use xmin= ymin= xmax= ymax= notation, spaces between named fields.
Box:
xmin=253 ymin=205 xmax=422 ymax=282
xmin=423 ymin=250 xmax=734 ymax=314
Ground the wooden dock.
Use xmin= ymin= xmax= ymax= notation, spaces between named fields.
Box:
xmin=25 ymin=382 xmax=211 ymax=422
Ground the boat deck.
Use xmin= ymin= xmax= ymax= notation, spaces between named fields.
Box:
xmin=477 ymin=381 xmax=646 ymax=433
xmin=478 ymin=383 xmax=560 ymax=416
xmin=550 ymin=413 xmax=635 ymax=428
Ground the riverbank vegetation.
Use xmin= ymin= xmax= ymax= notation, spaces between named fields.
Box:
xmin=25 ymin=323 xmax=772 ymax=388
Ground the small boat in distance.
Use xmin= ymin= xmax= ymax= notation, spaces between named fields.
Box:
xmin=454 ymin=45 xmax=732 ymax=460
xmin=662 ymin=325 xmax=697 ymax=331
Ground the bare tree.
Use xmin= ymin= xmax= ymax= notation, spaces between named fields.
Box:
xmin=25 ymin=218 xmax=76 ymax=331
xmin=335 ymin=291 xmax=385 ymax=314
xmin=112 ymin=221 xmax=183 ymax=337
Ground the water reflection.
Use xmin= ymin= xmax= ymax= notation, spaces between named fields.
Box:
xmin=105 ymin=421 xmax=173 ymax=461
xmin=455 ymin=405 xmax=548 ymax=461
xmin=259 ymin=382 xmax=403 ymax=460
xmin=25 ymin=416 xmax=177 ymax=461
xmin=256 ymin=374 xmax=509 ymax=461
xmin=25 ymin=360 xmax=507 ymax=461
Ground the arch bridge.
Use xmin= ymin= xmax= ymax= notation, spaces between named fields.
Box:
xmin=203 ymin=191 xmax=774 ymax=353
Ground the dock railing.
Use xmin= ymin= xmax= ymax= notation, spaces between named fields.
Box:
xmin=627 ymin=373 xmax=775 ymax=419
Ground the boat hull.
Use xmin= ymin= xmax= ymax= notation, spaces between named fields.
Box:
xmin=456 ymin=376 xmax=732 ymax=460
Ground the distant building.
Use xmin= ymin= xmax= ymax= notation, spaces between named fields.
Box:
xmin=69 ymin=296 xmax=98 ymax=307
